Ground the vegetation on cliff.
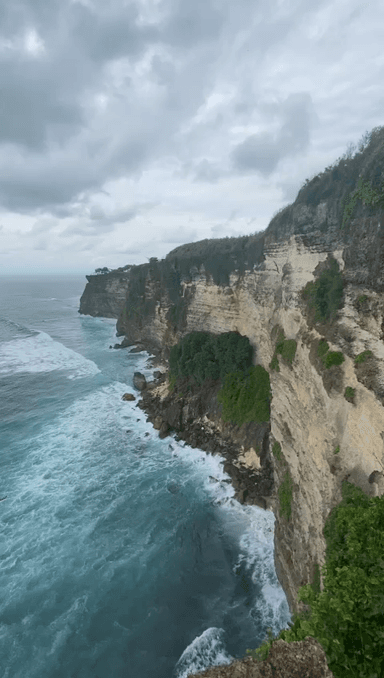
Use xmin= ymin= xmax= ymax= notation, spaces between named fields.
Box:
xmin=246 ymin=481 xmax=384 ymax=678
xmin=301 ymin=257 xmax=344 ymax=324
xmin=169 ymin=330 xmax=253 ymax=385
xmin=169 ymin=331 xmax=272 ymax=426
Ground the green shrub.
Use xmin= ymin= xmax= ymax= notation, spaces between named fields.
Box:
xmin=342 ymin=177 xmax=384 ymax=229
xmin=322 ymin=351 xmax=345 ymax=369
xmin=272 ymin=441 xmax=282 ymax=461
xmin=354 ymin=350 xmax=373 ymax=364
xmin=333 ymin=445 xmax=340 ymax=455
xmin=278 ymin=472 xmax=294 ymax=521
xmin=317 ymin=339 xmax=330 ymax=359
xmin=302 ymin=258 xmax=344 ymax=323
xmin=276 ymin=338 xmax=297 ymax=365
xmin=217 ymin=365 xmax=271 ymax=426
xmin=269 ymin=353 xmax=280 ymax=372
xmin=246 ymin=482 xmax=384 ymax=677
xmin=169 ymin=330 xmax=253 ymax=386
xmin=344 ymin=387 xmax=355 ymax=401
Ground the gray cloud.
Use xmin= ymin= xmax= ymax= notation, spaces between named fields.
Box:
xmin=0 ymin=0 xmax=382 ymax=273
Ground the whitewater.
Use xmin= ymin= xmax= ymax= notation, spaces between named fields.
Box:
xmin=0 ymin=275 xmax=291 ymax=678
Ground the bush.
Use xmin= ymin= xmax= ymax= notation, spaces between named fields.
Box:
xmin=322 ymin=351 xmax=345 ymax=369
xmin=344 ymin=387 xmax=355 ymax=401
xmin=270 ymin=330 xmax=297 ymax=371
xmin=302 ymin=258 xmax=344 ymax=323
xmin=276 ymin=338 xmax=297 ymax=365
xmin=217 ymin=365 xmax=271 ymax=426
xmin=269 ymin=354 xmax=280 ymax=372
xmin=272 ymin=441 xmax=282 ymax=461
xmin=246 ymin=482 xmax=384 ymax=677
xmin=169 ymin=331 xmax=253 ymax=386
xmin=317 ymin=339 xmax=330 ymax=359
xmin=354 ymin=350 xmax=373 ymax=364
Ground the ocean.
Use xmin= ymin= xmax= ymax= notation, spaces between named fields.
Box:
xmin=0 ymin=275 xmax=291 ymax=678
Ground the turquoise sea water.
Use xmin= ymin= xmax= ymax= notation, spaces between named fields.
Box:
xmin=0 ymin=275 xmax=291 ymax=678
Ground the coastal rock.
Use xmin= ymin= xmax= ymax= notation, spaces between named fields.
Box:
xmin=133 ymin=372 xmax=147 ymax=391
xmin=79 ymin=268 xmax=131 ymax=318
xmin=122 ymin=393 xmax=136 ymax=401
xmin=186 ymin=636 xmax=335 ymax=678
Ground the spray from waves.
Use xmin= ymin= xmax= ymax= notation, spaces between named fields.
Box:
xmin=174 ymin=627 xmax=235 ymax=678
xmin=0 ymin=331 xmax=100 ymax=379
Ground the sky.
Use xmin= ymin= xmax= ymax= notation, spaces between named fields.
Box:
xmin=0 ymin=0 xmax=383 ymax=276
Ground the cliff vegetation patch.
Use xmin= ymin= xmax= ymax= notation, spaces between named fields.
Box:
xmin=246 ymin=481 xmax=384 ymax=678
xmin=169 ymin=330 xmax=253 ymax=386
xmin=269 ymin=328 xmax=297 ymax=372
xmin=341 ymin=176 xmax=384 ymax=230
xmin=278 ymin=471 xmax=294 ymax=521
xmin=217 ymin=365 xmax=272 ymax=426
xmin=354 ymin=349 xmax=373 ymax=364
xmin=301 ymin=257 xmax=344 ymax=325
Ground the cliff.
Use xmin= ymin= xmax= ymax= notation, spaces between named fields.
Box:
xmin=79 ymin=126 xmax=384 ymax=673
xmin=79 ymin=265 xmax=132 ymax=318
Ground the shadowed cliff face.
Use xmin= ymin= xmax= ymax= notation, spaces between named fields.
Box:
xmin=78 ymin=130 xmax=384 ymax=626
xmin=79 ymin=269 xmax=131 ymax=318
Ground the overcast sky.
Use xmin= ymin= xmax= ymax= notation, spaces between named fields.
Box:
xmin=0 ymin=0 xmax=383 ymax=275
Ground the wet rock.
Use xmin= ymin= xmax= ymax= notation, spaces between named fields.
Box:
xmin=187 ymin=636 xmax=336 ymax=677
xmin=133 ymin=372 xmax=147 ymax=391
xmin=159 ymin=421 xmax=171 ymax=439
xmin=122 ymin=393 xmax=136 ymax=401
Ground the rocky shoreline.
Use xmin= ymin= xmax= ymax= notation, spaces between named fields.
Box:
xmin=125 ymin=350 xmax=275 ymax=511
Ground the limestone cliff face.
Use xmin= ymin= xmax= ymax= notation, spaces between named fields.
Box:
xmin=79 ymin=267 xmax=132 ymax=318
xmin=79 ymin=130 xmax=384 ymax=622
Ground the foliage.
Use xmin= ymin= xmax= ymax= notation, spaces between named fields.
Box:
xmin=333 ymin=446 xmax=340 ymax=455
xmin=246 ymin=482 xmax=384 ymax=678
xmin=357 ymin=295 xmax=368 ymax=305
xmin=169 ymin=331 xmax=253 ymax=386
xmin=269 ymin=329 xmax=297 ymax=371
xmin=322 ymin=351 xmax=345 ymax=369
xmin=272 ymin=441 xmax=282 ymax=461
xmin=317 ymin=339 xmax=330 ymax=359
xmin=269 ymin=353 xmax=280 ymax=372
xmin=301 ymin=258 xmax=344 ymax=323
xmin=278 ymin=471 xmax=294 ymax=521
xmin=344 ymin=387 xmax=356 ymax=401
xmin=354 ymin=350 xmax=373 ymax=364
xmin=94 ymin=267 xmax=111 ymax=274
xmin=276 ymin=338 xmax=297 ymax=365
xmin=341 ymin=176 xmax=384 ymax=229
xmin=217 ymin=365 xmax=272 ymax=426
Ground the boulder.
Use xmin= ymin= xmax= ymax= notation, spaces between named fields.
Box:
xmin=153 ymin=416 xmax=163 ymax=430
xmin=153 ymin=370 xmax=163 ymax=380
xmin=133 ymin=372 xmax=147 ymax=391
xmin=122 ymin=393 xmax=136 ymax=401
xmin=159 ymin=421 xmax=171 ymax=439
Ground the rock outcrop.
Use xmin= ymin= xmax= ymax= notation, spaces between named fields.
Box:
xmin=79 ymin=127 xmax=384 ymax=673
xmin=186 ymin=636 xmax=335 ymax=678
xmin=79 ymin=267 xmax=132 ymax=317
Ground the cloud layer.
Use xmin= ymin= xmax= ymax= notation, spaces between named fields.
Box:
xmin=0 ymin=0 xmax=382 ymax=274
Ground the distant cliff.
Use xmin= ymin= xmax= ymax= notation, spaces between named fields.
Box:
xmin=79 ymin=126 xmax=384 ymax=627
